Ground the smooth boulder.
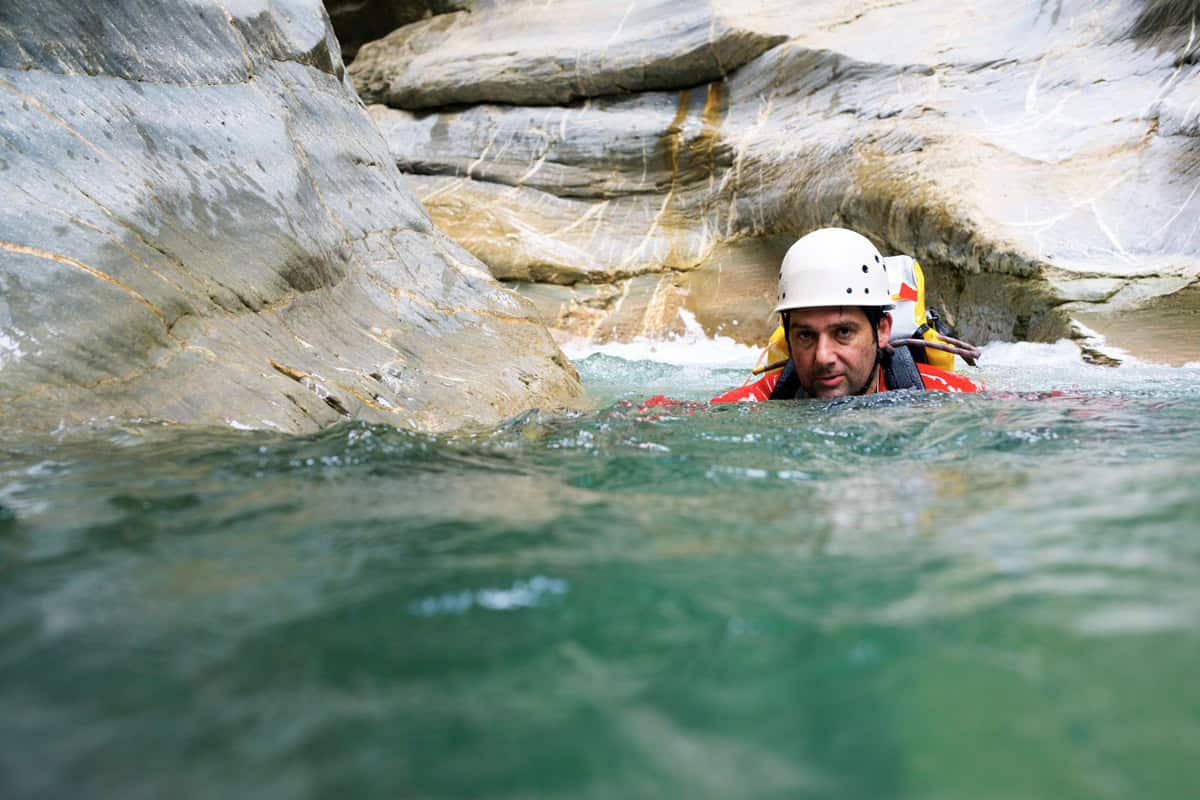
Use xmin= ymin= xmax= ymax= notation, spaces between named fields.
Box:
xmin=0 ymin=0 xmax=581 ymax=434
xmin=350 ymin=0 xmax=788 ymax=108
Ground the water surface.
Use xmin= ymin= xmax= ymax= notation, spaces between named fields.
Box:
xmin=2 ymin=347 xmax=1199 ymax=798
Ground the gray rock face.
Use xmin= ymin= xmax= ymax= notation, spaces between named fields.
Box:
xmin=350 ymin=0 xmax=788 ymax=108
xmin=359 ymin=0 xmax=1200 ymax=362
xmin=0 ymin=0 xmax=581 ymax=434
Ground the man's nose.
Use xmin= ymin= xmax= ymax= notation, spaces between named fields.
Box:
xmin=814 ymin=334 xmax=837 ymax=365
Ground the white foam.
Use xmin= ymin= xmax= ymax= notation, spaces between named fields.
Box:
xmin=977 ymin=339 xmax=1085 ymax=368
xmin=561 ymin=311 xmax=1200 ymax=397
xmin=560 ymin=309 xmax=762 ymax=368
xmin=1069 ymin=321 xmax=1161 ymax=367
xmin=0 ymin=331 xmax=23 ymax=367
xmin=410 ymin=575 xmax=569 ymax=617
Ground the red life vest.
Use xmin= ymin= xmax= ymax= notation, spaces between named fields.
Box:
xmin=710 ymin=362 xmax=979 ymax=404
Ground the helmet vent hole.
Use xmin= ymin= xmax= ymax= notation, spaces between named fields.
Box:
xmin=862 ymin=264 xmax=869 ymax=273
xmin=865 ymin=288 xmax=870 ymax=294
xmin=846 ymin=287 xmax=852 ymax=294
xmin=875 ymin=255 xmax=880 ymax=263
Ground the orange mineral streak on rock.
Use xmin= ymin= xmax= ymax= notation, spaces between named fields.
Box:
xmin=0 ymin=239 xmax=171 ymax=329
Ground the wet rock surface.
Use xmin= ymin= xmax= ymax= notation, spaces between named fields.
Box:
xmin=358 ymin=0 xmax=1200 ymax=359
xmin=0 ymin=0 xmax=581 ymax=435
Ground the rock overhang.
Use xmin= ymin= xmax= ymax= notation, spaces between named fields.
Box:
xmin=348 ymin=0 xmax=1200 ymax=362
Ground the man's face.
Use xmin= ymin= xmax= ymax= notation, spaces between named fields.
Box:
xmin=786 ymin=306 xmax=892 ymax=398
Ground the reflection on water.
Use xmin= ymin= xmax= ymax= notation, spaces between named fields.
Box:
xmin=1 ymin=352 xmax=1199 ymax=799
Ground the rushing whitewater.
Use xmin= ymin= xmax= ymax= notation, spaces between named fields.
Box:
xmin=2 ymin=329 xmax=1199 ymax=799
xmin=562 ymin=308 xmax=1197 ymax=401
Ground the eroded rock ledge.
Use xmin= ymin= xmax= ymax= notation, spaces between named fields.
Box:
xmin=327 ymin=0 xmax=472 ymax=62
xmin=354 ymin=0 xmax=1200 ymax=362
xmin=0 ymin=0 xmax=581 ymax=434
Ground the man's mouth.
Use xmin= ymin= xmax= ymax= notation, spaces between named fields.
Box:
xmin=816 ymin=374 xmax=844 ymax=389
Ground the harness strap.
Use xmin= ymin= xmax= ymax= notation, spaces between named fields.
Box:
xmin=881 ymin=346 xmax=926 ymax=390
xmin=903 ymin=324 xmax=932 ymax=364
xmin=768 ymin=360 xmax=805 ymax=400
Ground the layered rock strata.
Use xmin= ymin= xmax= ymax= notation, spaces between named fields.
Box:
xmin=0 ymin=0 xmax=581 ymax=434
xmin=356 ymin=0 xmax=1200 ymax=361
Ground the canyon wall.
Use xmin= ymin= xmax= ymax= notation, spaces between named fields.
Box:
xmin=352 ymin=0 xmax=1200 ymax=363
xmin=0 ymin=0 xmax=582 ymax=434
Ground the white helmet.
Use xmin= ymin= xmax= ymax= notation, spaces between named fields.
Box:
xmin=774 ymin=228 xmax=894 ymax=313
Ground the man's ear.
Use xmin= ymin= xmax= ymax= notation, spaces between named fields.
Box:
xmin=878 ymin=311 xmax=893 ymax=342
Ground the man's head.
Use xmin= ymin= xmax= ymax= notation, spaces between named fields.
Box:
xmin=782 ymin=306 xmax=892 ymax=397
xmin=775 ymin=228 xmax=895 ymax=398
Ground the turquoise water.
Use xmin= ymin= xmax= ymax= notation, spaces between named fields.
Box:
xmin=2 ymin=352 xmax=1200 ymax=798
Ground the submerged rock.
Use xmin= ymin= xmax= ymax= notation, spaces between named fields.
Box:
xmin=0 ymin=0 xmax=581 ymax=435
xmin=359 ymin=0 xmax=1200 ymax=360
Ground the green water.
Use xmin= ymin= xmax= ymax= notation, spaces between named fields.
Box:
xmin=2 ymin=354 xmax=1200 ymax=799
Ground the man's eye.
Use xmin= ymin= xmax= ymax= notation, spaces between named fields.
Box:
xmin=837 ymin=327 xmax=854 ymax=338
xmin=793 ymin=331 xmax=814 ymax=343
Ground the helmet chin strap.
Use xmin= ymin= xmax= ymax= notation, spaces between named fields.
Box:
xmin=850 ymin=322 xmax=885 ymax=397
xmin=850 ymin=360 xmax=881 ymax=396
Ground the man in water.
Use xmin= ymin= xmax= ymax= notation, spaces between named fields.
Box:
xmin=712 ymin=228 xmax=978 ymax=402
